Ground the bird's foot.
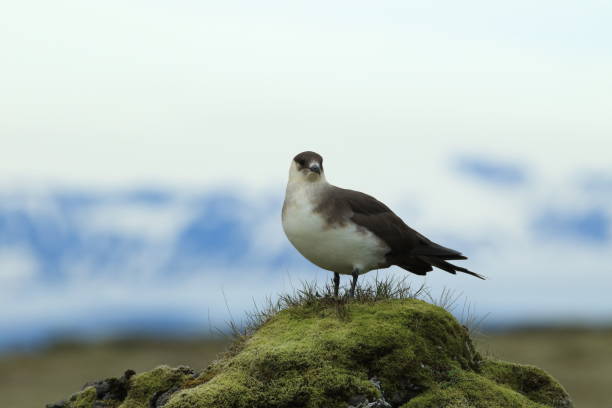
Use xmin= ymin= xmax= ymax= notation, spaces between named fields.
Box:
xmin=333 ymin=272 xmax=340 ymax=298
xmin=349 ymin=270 xmax=359 ymax=299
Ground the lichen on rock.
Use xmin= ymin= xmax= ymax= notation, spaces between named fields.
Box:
xmin=48 ymin=366 xmax=197 ymax=408
xmin=47 ymin=289 xmax=572 ymax=408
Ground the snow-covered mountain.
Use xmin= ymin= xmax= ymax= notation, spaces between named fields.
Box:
xmin=0 ymin=188 xmax=314 ymax=349
xmin=0 ymin=158 xmax=610 ymax=350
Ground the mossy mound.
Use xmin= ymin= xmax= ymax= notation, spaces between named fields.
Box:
xmin=47 ymin=298 xmax=572 ymax=408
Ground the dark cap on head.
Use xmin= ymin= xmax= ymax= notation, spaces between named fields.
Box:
xmin=293 ymin=151 xmax=324 ymax=174
xmin=293 ymin=151 xmax=323 ymax=166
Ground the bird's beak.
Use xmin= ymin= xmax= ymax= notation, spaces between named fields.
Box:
xmin=309 ymin=163 xmax=321 ymax=174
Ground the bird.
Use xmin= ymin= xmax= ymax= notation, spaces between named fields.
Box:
xmin=282 ymin=151 xmax=484 ymax=298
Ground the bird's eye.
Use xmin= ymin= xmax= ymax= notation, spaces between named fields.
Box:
xmin=297 ymin=159 xmax=306 ymax=166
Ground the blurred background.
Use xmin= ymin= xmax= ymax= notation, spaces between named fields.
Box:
xmin=1 ymin=1 xmax=611 ymax=407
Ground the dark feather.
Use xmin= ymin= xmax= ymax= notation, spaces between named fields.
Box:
xmin=319 ymin=186 xmax=483 ymax=279
xmin=410 ymin=242 xmax=467 ymax=260
xmin=418 ymin=256 xmax=485 ymax=280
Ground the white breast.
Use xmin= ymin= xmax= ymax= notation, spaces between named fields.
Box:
xmin=282 ymin=182 xmax=389 ymax=275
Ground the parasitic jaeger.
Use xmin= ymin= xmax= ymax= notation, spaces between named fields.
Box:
xmin=282 ymin=151 xmax=484 ymax=297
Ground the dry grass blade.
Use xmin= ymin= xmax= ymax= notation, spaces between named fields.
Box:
xmin=224 ymin=276 xmax=488 ymax=360
xmin=226 ymin=275 xmax=435 ymax=341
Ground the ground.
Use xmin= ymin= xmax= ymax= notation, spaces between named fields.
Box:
xmin=44 ymin=284 xmax=573 ymax=408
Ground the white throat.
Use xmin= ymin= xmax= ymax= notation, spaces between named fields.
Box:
xmin=286 ymin=162 xmax=328 ymax=191
xmin=282 ymin=160 xmax=388 ymax=275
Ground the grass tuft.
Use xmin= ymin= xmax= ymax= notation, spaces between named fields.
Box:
xmin=228 ymin=275 xmax=428 ymax=343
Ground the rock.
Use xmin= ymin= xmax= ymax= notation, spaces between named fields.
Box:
xmin=47 ymin=298 xmax=572 ymax=408
xmin=348 ymin=378 xmax=392 ymax=408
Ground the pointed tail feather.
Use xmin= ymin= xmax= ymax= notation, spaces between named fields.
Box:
xmin=418 ymin=256 xmax=486 ymax=280
xmin=411 ymin=243 xmax=468 ymax=260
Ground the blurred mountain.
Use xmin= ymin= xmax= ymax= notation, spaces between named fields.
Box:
xmin=0 ymin=160 xmax=611 ymax=351
xmin=0 ymin=189 xmax=298 ymax=282
xmin=0 ymin=188 xmax=311 ymax=350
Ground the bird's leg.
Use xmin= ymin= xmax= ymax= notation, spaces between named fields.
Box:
xmin=350 ymin=270 xmax=359 ymax=298
xmin=333 ymin=272 xmax=340 ymax=298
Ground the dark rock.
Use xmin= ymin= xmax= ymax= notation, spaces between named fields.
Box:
xmin=84 ymin=368 xmax=133 ymax=401
xmin=45 ymin=402 xmax=68 ymax=408
xmin=348 ymin=378 xmax=393 ymax=408
xmin=151 ymin=385 xmax=181 ymax=408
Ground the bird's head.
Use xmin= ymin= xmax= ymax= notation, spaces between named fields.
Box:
xmin=289 ymin=151 xmax=325 ymax=183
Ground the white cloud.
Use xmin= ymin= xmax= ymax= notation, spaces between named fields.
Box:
xmin=79 ymin=202 xmax=194 ymax=241
xmin=0 ymin=247 xmax=38 ymax=288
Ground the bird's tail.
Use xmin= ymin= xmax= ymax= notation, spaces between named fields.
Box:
xmin=418 ymin=256 xmax=485 ymax=280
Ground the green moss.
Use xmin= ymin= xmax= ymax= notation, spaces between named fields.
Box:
xmin=118 ymin=366 xmax=193 ymax=408
xmin=51 ymin=294 xmax=572 ymax=408
xmin=481 ymin=360 xmax=572 ymax=408
xmin=67 ymin=386 xmax=97 ymax=408
xmin=165 ymin=299 xmax=480 ymax=408
xmin=402 ymin=370 xmax=549 ymax=408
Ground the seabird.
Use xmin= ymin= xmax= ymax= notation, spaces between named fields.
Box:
xmin=282 ymin=151 xmax=484 ymax=297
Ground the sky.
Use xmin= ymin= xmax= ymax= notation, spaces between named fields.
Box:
xmin=1 ymin=1 xmax=611 ymax=188
xmin=0 ymin=1 xmax=611 ymax=348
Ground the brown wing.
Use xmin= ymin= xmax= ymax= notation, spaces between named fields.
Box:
xmin=326 ymin=187 xmax=483 ymax=278
xmin=330 ymin=187 xmax=428 ymax=254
